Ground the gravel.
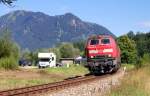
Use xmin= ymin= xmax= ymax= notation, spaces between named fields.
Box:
xmin=41 ymin=69 xmax=125 ymax=96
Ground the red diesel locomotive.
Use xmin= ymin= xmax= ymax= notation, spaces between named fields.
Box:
xmin=85 ymin=35 xmax=121 ymax=74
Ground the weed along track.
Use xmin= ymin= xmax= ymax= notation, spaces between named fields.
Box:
xmin=0 ymin=69 xmax=124 ymax=96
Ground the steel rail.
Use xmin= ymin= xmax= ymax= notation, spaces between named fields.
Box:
xmin=0 ymin=71 xmax=120 ymax=96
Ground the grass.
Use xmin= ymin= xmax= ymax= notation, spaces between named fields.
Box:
xmin=45 ymin=64 xmax=89 ymax=77
xmin=108 ymin=65 xmax=150 ymax=96
xmin=0 ymin=78 xmax=56 ymax=90
xmin=121 ymin=63 xmax=135 ymax=71
xmin=0 ymin=64 xmax=89 ymax=90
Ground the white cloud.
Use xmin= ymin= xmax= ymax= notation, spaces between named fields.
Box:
xmin=138 ymin=21 xmax=150 ymax=28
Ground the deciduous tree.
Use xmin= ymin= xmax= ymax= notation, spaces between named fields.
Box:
xmin=117 ymin=35 xmax=137 ymax=64
xmin=59 ymin=43 xmax=80 ymax=58
xmin=0 ymin=0 xmax=16 ymax=5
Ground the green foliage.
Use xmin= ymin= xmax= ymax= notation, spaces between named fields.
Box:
xmin=12 ymin=43 xmax=20 ymax=60
xmin=21 ymin=49 xmax=38 ymax=66
xmin=128 ymin=32 xmax=150 ymax=57
xmin=0 ymin=31 xmax=12 ymax=58
xmin=0 ymin=0 xmax=16 ymax=5
xmin=73 ymin=40 xmax=86 ymax=56
xmin=127 ymin=31 xmax=135 ymax=40
xmin=30 ymin=42 xmax=81 ymax=63
xmin=117 ymin=35 xmax=137 ymax=64
xmin=73 ymin=40 xmax=85 ymax=51
xmin=118 ymin=31 xmax=150 ymax=69
xmin=37 ymin=48 xmax=49 ymax=53
xmin=134 ymin=57 xmax=143 ymax=69
xmin=49 ymin=48 xmax=61 ymax=62
xmin=122 ymin=64 xmax=135 ymax=71
xmin=30 ymin=52 xmax=38 ymax=65
xmin=0 ymin=29 xmax=20 ymax=69
xmin=0 ymin=56 xmax=18 ymax=70
xmin=126 ymin=31 xmax=150 ymax=68
xmin=59 ymin=43 xmax=80 ymax=58
xmin=141 ymin=53 xmax=150 ymax=66
xmin=21 ymin=49 xmax=31 ymax=60
xmin=109 ymin=67 xmax=150 ymax=96
xmin=45 ymin=64 xmax=89 ymax=77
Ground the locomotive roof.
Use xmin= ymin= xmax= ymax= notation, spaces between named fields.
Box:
xmin=88 ymin=35 xmax=113 ymax=39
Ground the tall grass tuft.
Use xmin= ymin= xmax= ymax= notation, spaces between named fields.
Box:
xmin=108 ymin=66 xmax=150 ymax=96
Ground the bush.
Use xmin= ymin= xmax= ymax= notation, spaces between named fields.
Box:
xmin=141 ymin=53 xmax=150 ymax=66
xmin=0 ymin=29 xmax=20 ymax=69
xmin=49 ymin=48 xmax=61 ymax=62
xmin=0 ymin=56 xmax=18 ymax=70
xmin=117 ymin=35 xmax=137 ymax=64
xmin=135 ymin=57 xmax=143 ymax=69
xmin=135 ymin=54 xmax=150 ymax=69
xmin=59 ymin=43 xmax=80 ymax=58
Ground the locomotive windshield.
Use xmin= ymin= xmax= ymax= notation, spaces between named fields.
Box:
xmin=101 ymin=38 xmax=110 ymax=44
xmin=90 ymin=39 xmax=99 ymax=45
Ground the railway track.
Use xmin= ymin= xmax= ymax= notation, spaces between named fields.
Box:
xmin=0 ymin=71 xmax=119 ymax=96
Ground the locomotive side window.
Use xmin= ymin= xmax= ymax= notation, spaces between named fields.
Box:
xmin=90 ymin=39 xmax=99 ymax=45
xmin=101 ymin=38 xmax=110 ymax=44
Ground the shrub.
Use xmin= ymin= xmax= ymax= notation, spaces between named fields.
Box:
xmin=49 ymin=48 xmax=61 ymax=62
xmin=0 ymin=56 xmax=18 ymax=70
xmin=117 ymin=35 xmax=137 ymax=64
xmin=141 ymin=53 xmax=150 ymax=66
xmin=59 ymin=43 xmax=80 ymax=58
xmin=135 ymin=57 xmax=143 ymax=69
xmin=135 ymin=53 xmax=150 ymax=69
xmin=0 ymin=29 xmax=20 ymax=69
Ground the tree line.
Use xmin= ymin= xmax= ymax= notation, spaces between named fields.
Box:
xmin=118 ymin=31 xmax=150 ymax=67
xmin=0 ymin=28 xmax=150 ymax=69
xmin=21 ymin=42 xmax=81 ymax=65
xmin=0 ymin=29 xmax=82 ymax=69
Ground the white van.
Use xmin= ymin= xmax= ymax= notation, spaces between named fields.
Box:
xmin=38 ymin=53 xmax=56 ymax=68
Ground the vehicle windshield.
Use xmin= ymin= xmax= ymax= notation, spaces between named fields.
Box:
xmin=39 ymin=58 xmax=50 ymax=62
xmin=90 ymin=39 xmax=99 ymax=45
xmin=101 ymin=38 xmax=110 ymax=44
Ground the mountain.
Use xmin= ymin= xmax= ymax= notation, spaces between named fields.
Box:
xmin=0 ymin=10 xmax=114 ymax=50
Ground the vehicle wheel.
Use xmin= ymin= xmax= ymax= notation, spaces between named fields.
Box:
xmin=38 ymin=65 xmax=41 ymax=69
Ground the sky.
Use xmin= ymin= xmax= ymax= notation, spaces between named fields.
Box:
xmin=0 ymin=0 xmax=150 ymax=36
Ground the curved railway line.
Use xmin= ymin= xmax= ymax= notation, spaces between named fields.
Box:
xmin=0 ymin=69 xmax=123 ymax=96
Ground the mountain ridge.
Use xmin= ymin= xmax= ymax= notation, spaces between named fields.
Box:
xmin=0 ymin=10 xmax=114 ymax=50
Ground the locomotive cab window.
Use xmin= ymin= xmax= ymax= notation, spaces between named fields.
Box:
xmin=101 ymin=38 xmax=110 ymax=44
xmin=90 ymin=39 xmax=99 ymax=45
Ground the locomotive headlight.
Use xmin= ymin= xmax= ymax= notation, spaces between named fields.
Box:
xmin=91 ymin=56 xmax=94 ymax=58
xmin=108 ymin=54 xmax=112 ymax=57
xmin=89 ymin=50 xmax=98 ymax=54
xmin=103 ymin=48 xmax=113 ymax=53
